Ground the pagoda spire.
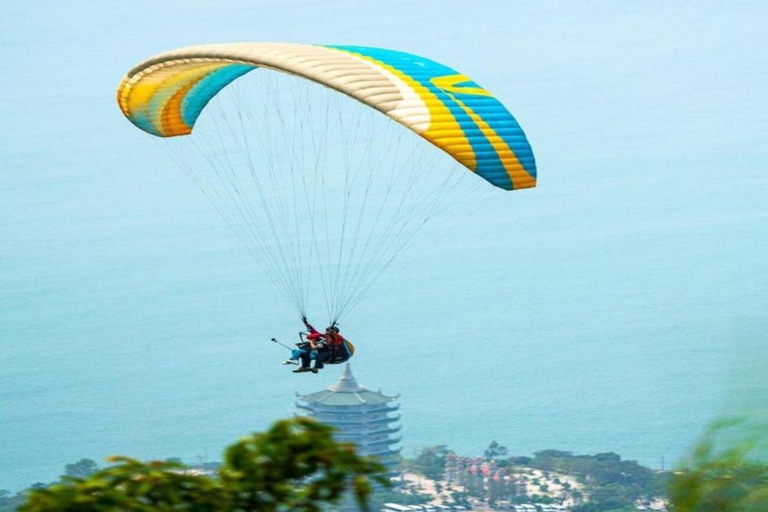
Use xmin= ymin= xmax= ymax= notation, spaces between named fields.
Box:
xmin=328 ymin=363 xmax=364 ymax=392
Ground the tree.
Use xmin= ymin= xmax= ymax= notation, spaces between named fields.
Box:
xmin=0 ymin=489 xmax=26 ymax=512
xmin=484 ymin=441 xmax=509 ymax=459
xmin=63 ymin=458 xmax=98 ymax=479
xmin=412 ymin=445 xmax=450 ymax=481
xmin=508 ymin=456 xmax=533 ymax=466
xmin=536 ymin=450 xmax=574 ymax=459
xmin=593 ymin=452 xmax=621 ymax=462
xmin=573 ymin=483 xmax=633 ymax=512
xmin=669 ymin=418 xmax=768 ymax=512
xmin=449 ymin=490 xmax=472 ymax=508
xmin=19 ymin=417 xmax=387 ymax=512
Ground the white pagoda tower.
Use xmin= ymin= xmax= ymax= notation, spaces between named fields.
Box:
xmin=296 ymin=363 xmax=401 ymax=470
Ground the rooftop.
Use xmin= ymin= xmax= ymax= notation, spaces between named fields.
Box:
xmin=297 ymin=364 xmax=399 ymax=406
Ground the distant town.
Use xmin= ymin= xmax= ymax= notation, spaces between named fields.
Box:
xmin=296 ymin=365 xmax=669 ymax=512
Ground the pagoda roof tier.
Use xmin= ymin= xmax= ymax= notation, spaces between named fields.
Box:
xmin=373 ymin=435 xmax=402 ymax=444
xmin=298 ymin=404 xmax=400 ymax=415
xmin=302 ymin=416 xmax=399 ymax=427
xmin=377 ymin=425 xmax=401 ymax=435
xmin=367 ymin=447 xmax=403 ymax=457
xmin=296 ymin=364 xmax=399 ymax=406
xmin=292 ymin=412 xmax=400 ymax=435
xmin=358 ymin=436 xmax=402 ymax=448
xmin=335 ymin=431 xmax=399 ymax=442
xmin=332 ymin=425 xmax=401 ymax=438
xmin=369 ymin=414 xmax=400 ymax=424
xmin=296 ymin=411 xmax=400 ymax=423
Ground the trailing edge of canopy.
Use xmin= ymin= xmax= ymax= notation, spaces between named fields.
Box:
xmin=117 ymin=43 xmax=536 ymax=190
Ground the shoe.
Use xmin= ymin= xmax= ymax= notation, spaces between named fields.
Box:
xmin=310 ymin=368 xmax=319 ymax=374
xmin=283 ymin=360 xmax=298 ymax=365
xmin=293 ymin=367 xmax=311 ymax=373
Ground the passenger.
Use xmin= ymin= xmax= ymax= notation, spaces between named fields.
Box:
xmin=285 ymin=317 xmax=351 ymax=373
xmin=292 ymin=317 xmax=326 ymax=373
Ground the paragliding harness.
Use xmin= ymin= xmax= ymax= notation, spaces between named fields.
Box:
xmin=320 ymin=322 xmax=353 ymax=365
xmin=324 ymin=336 xmax=353 ymax=364
xmin=300 ymin=330 xmax=351 ymax=366
xmin=292 ymin=323 xmax=353 ymax=366
xmin=272 ymin=320 xmax=354 ymax=372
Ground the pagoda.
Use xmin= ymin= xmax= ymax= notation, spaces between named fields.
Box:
xmin=296 ymin=363 xmax=402 ymax=470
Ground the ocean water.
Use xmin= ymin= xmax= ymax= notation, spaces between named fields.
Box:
xmin=2 ymin=0 xmax=768 ymax=491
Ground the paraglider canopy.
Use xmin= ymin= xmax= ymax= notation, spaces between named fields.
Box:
xmin=117 ymin=43 xmax=537 ymax=322
xmin=117 ymin=43 xmax=536 ymax=191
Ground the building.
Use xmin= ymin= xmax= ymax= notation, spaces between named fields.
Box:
xmin=296 ymin=363 xmax=402 ymax=471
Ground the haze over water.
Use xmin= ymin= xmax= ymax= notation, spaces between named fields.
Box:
xmin=2 ymin=0 xmax=768 ymax=491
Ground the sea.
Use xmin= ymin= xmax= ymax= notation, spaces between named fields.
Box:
xmin=2 ymin=0 xmax=768 ymax=491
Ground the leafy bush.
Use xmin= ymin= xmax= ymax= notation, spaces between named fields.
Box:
xmin=18 ymin=417 xmax=387 ymax=512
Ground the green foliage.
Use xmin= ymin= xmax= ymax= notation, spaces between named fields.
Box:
xmin=669 ymin=418 xmax=768 ymax=512
xmin=220 ymin=417 xmax=387 ymax=511
xmin=449 ymin=490 xmax=472 ymax=508
xmin=529 ymin=494 xmax=555 ymax=504
xmin=519 ymin=449 xmax=666 ymax=512
xmin=574 ymin=483 xmax=635 ymax=512
xmin=21 ymin=457 xmax=223 ymax=512
xmin=0 ymin=489 xmax=26 ymax=512
xmin=536 ymin=450 xmax=574 ymax=460
xmin=594 ymin=453 xmax=621 ymax=462
xmin=62 ymin=459 xmax=98 ymax=479
xmin=484 ymin=441 xmax=509 ymax=459
xmin=18 ymin=417 xmax=387 ymax=512
xmin=411 ymin=445 xmax=450 ymax=481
